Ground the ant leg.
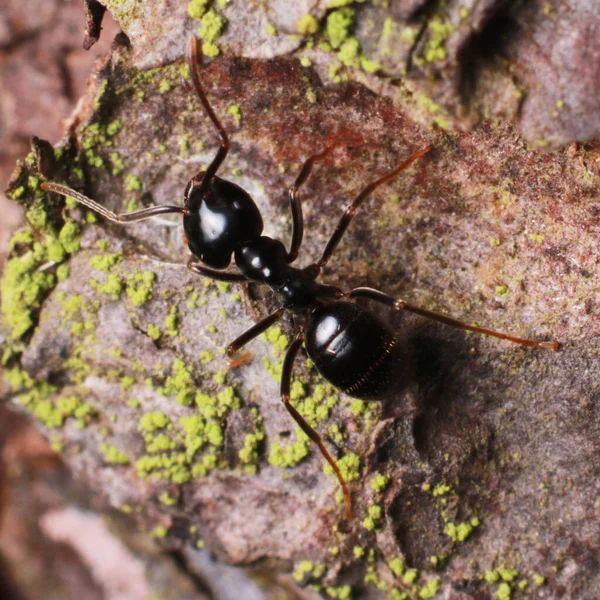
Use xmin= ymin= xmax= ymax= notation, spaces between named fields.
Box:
xmin=287 ymin=144 xmax=336 ymax=263
xmin=42 ymin=182 xmax=187 ymax=222
xmin=280 ymin=332 xmax=355 ymax=519
xmin=187 ymin=37 xmax=230 ymax=185
xmin=187 ymin=257 xmax=247 ymax=282
xmin=350 ymin=287 xmax=559 ymax=350
xmin=226 ymin=306 xmax=285 ymax=367
xmin=316 ymin=145 xmax=432 ymax=270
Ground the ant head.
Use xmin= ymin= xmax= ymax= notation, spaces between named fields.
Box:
xmin=183 ymin=174 xmax=264 ymax=269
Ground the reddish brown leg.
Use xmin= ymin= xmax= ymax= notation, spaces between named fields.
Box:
xmin=287 ymin=144 xmax=336 ymax=263
xmin=350 ymin=287 xmax=559 ymax=350
xmin=280 ymin=332 xmax=355 ymax=519
xmin=316 ymin=145 xmax=432 ymax=270
xmin=187 ymin=257 xmax=247 ymax=282
xmin=187 ymin=37 xmax=230 ymax=186
xmin=226 ymin=307 xmax=285 ymax=367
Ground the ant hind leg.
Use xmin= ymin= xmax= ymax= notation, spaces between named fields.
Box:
xmin=280 ymin=332 xmax=355 ymax=519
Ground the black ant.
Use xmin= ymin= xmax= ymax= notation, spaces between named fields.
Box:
xmin=42 ymin=37 xmax=559 ymax=519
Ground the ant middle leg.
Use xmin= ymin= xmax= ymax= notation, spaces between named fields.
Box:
xmin=350 ymin=287 xmax=559 ymax=350
xmin=187 ymin=37 xmax=230 ymax=186
xmin=187 ymin=257 xmax=247 ymax=282
xmin=316 ymin=145 xmax=432 ymax=270
xmin=280 ymin=332 xmax=355 ymax=519
xmin=41 ymin=182 xmax=187 ymax=223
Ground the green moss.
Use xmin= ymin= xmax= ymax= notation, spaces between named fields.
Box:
xmin=100 ymin=443 xmax=129 ymax=465
xmin=297 ymin=14 xmax=319 ymax=35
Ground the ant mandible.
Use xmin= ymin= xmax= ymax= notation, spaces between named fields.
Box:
xmin=42 ymin=37 xmax=559 ymax=519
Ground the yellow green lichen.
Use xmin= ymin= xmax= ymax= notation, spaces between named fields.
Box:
xmin=326 ymin=8 xmax=355 ymax=50
xmin=297 ymin=14 xmax=319 ymax=35
xmin=418 ymin=579 xmax=440 ymax=599
xmin=100 ymin=443 xmax=129 ymax=465
xmin=125 ymin=175 xmax=142 ymax=192
xmin=371 ymin=473 xmax=390 ymax=492
xmin=268 ymin=430 xmax=310 ymax=468
xmin=90 ymin=273 xmax=125 ymax=300
xmin=126 ymin=271 xmax=156 ymax=307
xmin=363 ymin=504 xmax=383 ymax=530
xmin=187 ymin=0 xmax=209 ymax=20
xmin=389 ymin=557 xmax=405 ymax=577
xmin=419 ymin=17 xmax=455 ymax=64
xmin=495 ymin=582 xmax=511 ymax=600
xmin=139 ymin=411 xmax=171 ymax=432
xmin=199 ymin=8 xmax=226 ymax=57
xmin=158 ymin=492 xmax=177 ymax=506
xmin=90 ymin=251 xmax=123 ymax=272
xmin=403 ymin=569 xmax=419 ymax=585
xmin=324 ymin=451 xmax=360 ymax=481
xmin=444 ymin=515 xmax=480 ymax=542
xmin=148 ymin=324 xmax=161 ymax=340
xmin=325 ymin=585 xmax=352 ymax=599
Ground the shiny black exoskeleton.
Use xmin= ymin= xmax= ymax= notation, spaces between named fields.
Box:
xmin=42 ymin=37 xmax=558 ymax=519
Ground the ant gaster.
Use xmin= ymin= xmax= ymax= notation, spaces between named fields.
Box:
xmin=42 ymin=38 xmax=559 ymax=519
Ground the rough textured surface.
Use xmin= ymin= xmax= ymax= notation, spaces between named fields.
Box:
xmin=1 ymin=2 xmax=600 ymax=600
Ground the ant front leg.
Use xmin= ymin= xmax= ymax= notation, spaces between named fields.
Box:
xmin=280 ymin=332 xmax=355 ymax=519
xmin=316 ymin=145 xmax=432 ymax=270
xmin=287 ymin=145 xmax=336 ymax=263
xmin=187 ymin=37 xmax=230 ymax=186
xmin=350 ymin=287 xmax=559 ymax=350
xmin=225 ymin=307 xmax=285 ymax=367
xmin=41 ymin=183 xmax=187 ymax=222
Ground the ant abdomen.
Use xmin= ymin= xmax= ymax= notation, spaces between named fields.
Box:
xmin=305 ymin=301 xmax=406 ymax=400
xmin=183 ymin=175 xmax=263 ymax=268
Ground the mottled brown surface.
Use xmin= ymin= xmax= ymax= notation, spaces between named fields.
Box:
xmin=2 ymin=2 xmax=600 ymax=600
